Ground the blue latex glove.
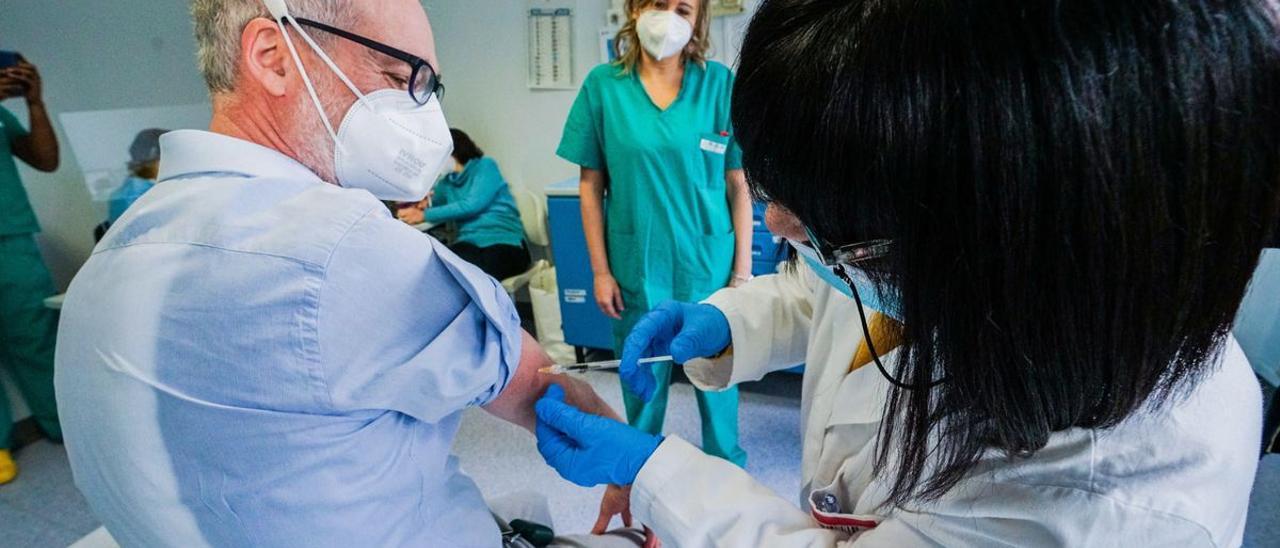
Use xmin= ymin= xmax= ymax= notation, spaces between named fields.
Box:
xmin=620 ymin=301 xmax=732 ymax=402
xmin=535 ymin=385 xmax=663 ymax=487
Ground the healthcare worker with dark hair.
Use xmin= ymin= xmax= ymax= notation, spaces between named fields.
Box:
xmin=533 ymin=0 xmax=1280 ymax=545
xmin=0 ymin=53 xmax=61 ymax=485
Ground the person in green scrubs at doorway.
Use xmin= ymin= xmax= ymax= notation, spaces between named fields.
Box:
xmin=0 ymin=54 xmax=62 ymax=485
xmin=557 ymin=0 xmax=753 ymax=467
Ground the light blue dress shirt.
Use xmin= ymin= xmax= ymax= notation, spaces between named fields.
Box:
xmin=55 ymin=130 xmax=522 ymax=547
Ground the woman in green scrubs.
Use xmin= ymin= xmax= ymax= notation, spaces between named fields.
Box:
xmin=557 ymin=0 xmax=753 ymax=466
xmin=0 ymin=56 xmax=61 ymax=485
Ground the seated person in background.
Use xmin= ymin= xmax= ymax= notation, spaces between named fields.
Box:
xmin=107 ymin=128 xmax=168 ymax=224
xmin=398 ymin=129 xmax=531 ymax=280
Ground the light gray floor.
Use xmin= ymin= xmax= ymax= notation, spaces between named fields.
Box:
xmin=0 ymin=372 xmax=1277 ymax=546
xmin=0 ymin=441 xmax=101 ymax=547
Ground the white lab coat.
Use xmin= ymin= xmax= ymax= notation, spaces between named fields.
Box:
xmin=630 ymin=268 xmax=1261 ymax=547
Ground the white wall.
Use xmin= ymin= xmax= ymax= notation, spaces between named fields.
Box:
xmin=424 ymin=0 xmax=760 ymax=191
xmin=0 ymin=0 xmax=209 ymax=290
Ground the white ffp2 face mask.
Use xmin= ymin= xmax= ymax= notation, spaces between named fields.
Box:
xmin=330 ymin=89 xmax=451 ymax=201
xmin=264 ymin=1 xmax=453 ymax=201
xmin=636 ymin=10 xmax=694 ymax=61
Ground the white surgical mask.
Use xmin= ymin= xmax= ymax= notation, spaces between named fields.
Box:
xmin=636 ymin=10 xmax=694 ymax=61
xmin=263 ymin=0 xmax=453 ymax=201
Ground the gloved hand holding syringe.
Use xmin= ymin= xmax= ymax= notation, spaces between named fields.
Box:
xmin=539 ymin=355 xmax=673 ymax=375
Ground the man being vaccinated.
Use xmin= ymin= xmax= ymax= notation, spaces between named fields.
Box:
xmin=55 ymin=1 xmax=621 ymax=545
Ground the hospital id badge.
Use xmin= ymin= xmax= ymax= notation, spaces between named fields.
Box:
xmin=700 ymin=137 xmax=728 ymax=155
xmin=809 ymin=489 xmax=883 ymax=535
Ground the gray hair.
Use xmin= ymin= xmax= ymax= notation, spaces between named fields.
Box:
xmin=191 ymin=0 xmax=361 ymax=94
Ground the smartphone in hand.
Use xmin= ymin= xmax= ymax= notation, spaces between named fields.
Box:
xmin=0 ymin=51 xmax=20 ymax=69
xmin=0 ymin=51 xmax=27 ymax=97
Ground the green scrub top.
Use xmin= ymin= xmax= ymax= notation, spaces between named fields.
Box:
xmin=0 ymin=106 xmax=40 ymax=236
xmin=557 ymin=61 xmax=744 ymax=311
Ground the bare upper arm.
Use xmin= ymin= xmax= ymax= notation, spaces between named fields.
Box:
xmin=482 ymin=330 xmax=555 ymax=432
xmin=581 ymin=166 xmax=607 ymax=189
xmin=726 ymin=168 xmax=747 ymax=193
xmin=483 ymin=330 xmax=622 ymax=432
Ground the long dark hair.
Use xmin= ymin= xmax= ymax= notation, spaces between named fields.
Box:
xmin=449 ymin=128 xmax=485 ymax=166
xmin=734 ymin=0 xmax=1280 ymax=506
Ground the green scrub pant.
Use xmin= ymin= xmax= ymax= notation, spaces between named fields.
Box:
xmin=0 ymin=234 xmax=61 ymax=449
xmin=615 ymin=311 xmax=747 ymax=468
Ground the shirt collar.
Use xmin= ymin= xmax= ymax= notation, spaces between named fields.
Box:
xmin=157 ymin=130 xmax=324 ymax=184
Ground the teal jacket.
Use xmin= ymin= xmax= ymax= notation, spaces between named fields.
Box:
xmin=425 ymin=157 xmax=526 ymax=249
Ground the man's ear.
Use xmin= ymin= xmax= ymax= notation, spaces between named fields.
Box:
xmin=240 ymin=17 xmax=291 ymax=97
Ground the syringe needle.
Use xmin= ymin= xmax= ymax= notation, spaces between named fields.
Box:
xmin=539 ymin=355 xmax=674 ymax=375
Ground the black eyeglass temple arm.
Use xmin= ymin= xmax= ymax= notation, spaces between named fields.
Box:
xmin=292 ymin=17 xmax=430 ymax=69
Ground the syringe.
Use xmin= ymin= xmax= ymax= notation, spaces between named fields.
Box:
xmin=539 ymin=355 xmax=674 ymax=375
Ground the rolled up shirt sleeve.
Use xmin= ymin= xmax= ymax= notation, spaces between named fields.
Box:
xmin=316 ymin=209 xmax=523 ymax=422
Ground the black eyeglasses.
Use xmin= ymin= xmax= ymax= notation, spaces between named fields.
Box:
xmin=293 ymin=18 xmax=443 ymax=105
